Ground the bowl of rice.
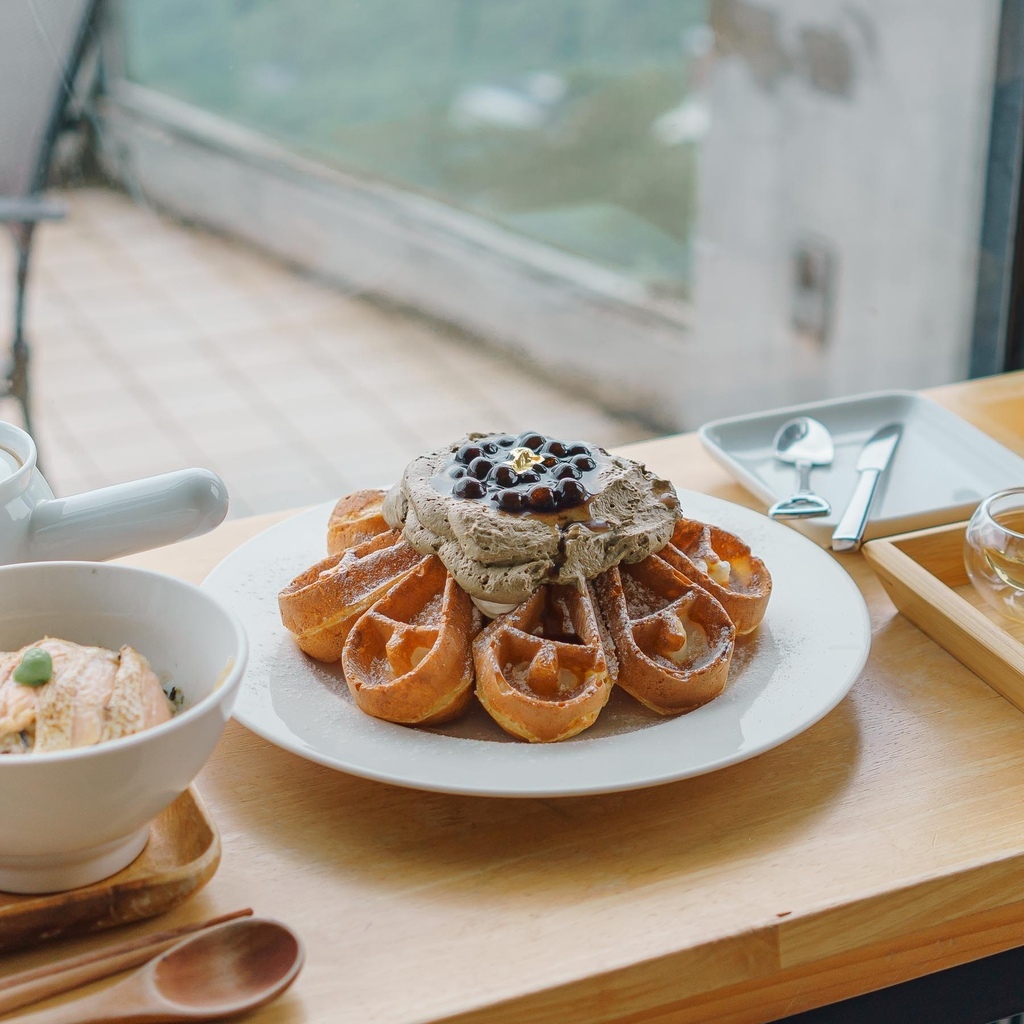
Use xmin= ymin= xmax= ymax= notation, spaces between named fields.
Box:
xmin=0 ymin=561 xmax=247 ymax=893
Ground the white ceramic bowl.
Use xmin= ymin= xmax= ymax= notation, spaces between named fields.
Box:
xmin=0 ymin=562 xmax=247 ymax=893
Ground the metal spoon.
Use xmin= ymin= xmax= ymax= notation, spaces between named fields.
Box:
xmin=767 ymin=416 xmax=834 ymax=519
xmin=11 ymin=918 xmax=304 ymax=1024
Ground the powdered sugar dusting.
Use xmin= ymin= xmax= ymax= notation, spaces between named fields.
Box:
xmin=621 ymin=573 xmax=670 ymax=619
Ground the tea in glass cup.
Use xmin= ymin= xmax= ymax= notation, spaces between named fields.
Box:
xmin=964 ymin=487 xmax=1024 ymax=621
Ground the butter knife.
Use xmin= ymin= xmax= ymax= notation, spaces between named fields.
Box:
xmin=830 ymin=423 xmax=902 ymax=552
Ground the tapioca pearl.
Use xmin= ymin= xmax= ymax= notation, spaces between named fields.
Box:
xmin=542 ymin=439 xmax=567 ymax=457
xmin=528 ymin=485 xmax=556 ymax=511
xmin=554 ymin=464 xmax=581 ymax=480
xmin=454 ymin=477 xmax=486 ymax=499
xmin=456 ymin=444 xmax=484 ymax=464
xmin=556 ymin=478 xmax=586 ymax=506
xmin=469 ymin=456 xmax=494 ymax=479
xmin=541 ymin=456 xmax=557 ymax=468
xmin=490 ymin=464 xmax=516 ymax=487
xmin=571 ymin=454 xmax=597 ymax=472
xmin=565 ymin=443 xmax=590 ymax=457
xmin=448 ymin=465 xmax=467 ymax=479
xmin=497 ymin=488 xmax=528 ymax=512
xmin=495 ymin=434 xmax=517 ymax=448
xmin=517 ymin=470 xmax=541 ymax=485
xmin=481 ymin=441 xmax=500 ymax=455
xmin=517 ymin=432 xmax=546 ymax=451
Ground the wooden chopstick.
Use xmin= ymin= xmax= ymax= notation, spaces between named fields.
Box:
xmin=0 ymin=907 xmax=253 ymax=1016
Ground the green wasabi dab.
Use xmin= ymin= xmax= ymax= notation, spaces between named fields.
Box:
xmin=12 ymin=647 xmax=52 ymax=687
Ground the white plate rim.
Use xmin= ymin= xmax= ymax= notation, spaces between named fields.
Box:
xmin=203 ymin=491 xmax=871 ymax=797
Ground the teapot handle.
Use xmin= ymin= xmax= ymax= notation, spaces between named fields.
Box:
xmin=28 ymin=469 xmax=229 ymax=562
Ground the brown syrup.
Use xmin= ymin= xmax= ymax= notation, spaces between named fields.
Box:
xmin=431 ymin=438 xmax=611 ymax=531
xmin=538 ymin=632 xmax=583 ymax=645
xmin=430 ymin=434 xmax=680 ymax=574
xmin=536 ymin=589 xmax=582 ymax=643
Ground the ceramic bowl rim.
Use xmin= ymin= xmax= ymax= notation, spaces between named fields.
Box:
xmin=0 ymin=560 xmax=248 ymax=766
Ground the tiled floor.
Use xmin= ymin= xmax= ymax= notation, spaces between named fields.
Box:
xmin=0 ymin=188 xmax=653 ymax=518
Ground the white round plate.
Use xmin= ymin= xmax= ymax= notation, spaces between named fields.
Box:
xmin=203 ymin=492 xmax=870 ymax=797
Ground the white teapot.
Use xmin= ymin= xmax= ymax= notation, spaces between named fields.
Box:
xmin=0 ymin=421 xmax=229 ymax=564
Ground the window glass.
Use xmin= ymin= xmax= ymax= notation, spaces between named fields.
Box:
xmin=117 ymin=1 xmax=1008 ymax=422
xmin=124 ymin=0 xmax=708 ymax=296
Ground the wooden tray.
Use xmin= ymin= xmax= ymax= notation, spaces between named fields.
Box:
xmin=863 ymin=521 xmax=1024 ymax=713
xmin=0 ymin=786 xmax=220 ymax=953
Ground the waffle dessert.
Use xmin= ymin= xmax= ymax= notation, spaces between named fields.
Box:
xmin=327 ymin=489 xmax=390 ymax=556
xmin=342 ymin=555 xmax=482 ymax=725
xmin=474 ymin=582 xmax=615 ymax=743
xmin=593 ymin=556 xmax=735 ymax=715
xmin=278 ymin=529 xmax=424 ymax=662
xmin=278 ymin=431 xmax=772 ymax=742
xmin=656 ymin=519 xmax=772 ymax=636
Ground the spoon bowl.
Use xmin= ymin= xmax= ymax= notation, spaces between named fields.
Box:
xmin=14 ymin=918 xmax=304 ymax=1024
xmin=768 ymin=416 xmax=835 ymax=519
xmin=153 ymin=918 xmax=303 ymax=1016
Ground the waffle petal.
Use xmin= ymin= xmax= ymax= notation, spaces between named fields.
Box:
xmin=327 ymin=488 xmax=390 ymax=555
xmin=279 ymin=530 xmax=425 ymax=662
xmin=342 ymin=556 xmax=482 ymax=725
xmin=593 ymin=556 xmax=735 ymax=715
xmin=657 ymin=519 xmax=772 ymax=635
xmin=473 ymin=583 xmax=615 ymax=743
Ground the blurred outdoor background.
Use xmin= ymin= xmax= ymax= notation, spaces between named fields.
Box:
xmin=125 ymin=0 xmax=706 ymax=295
xmin=2 ymin=0 xmax=1020 ymax=512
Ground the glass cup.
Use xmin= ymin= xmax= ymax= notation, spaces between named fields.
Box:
xmin=964 ymin=487 xmax=1024 ymax=621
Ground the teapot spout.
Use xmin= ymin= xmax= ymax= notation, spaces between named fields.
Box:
xmin=28 ymin=469 xmax=229 ymax=563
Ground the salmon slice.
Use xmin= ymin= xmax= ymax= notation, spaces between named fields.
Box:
xmin=0 ymin=650 xmax=35 ymax=753
xmin=100 ymin=645 xmax=172 ymax=743
xmin=36 ymin=640 xmax=119 ymax=751
xmin=0 ymin=639 xmax=173 ymax=754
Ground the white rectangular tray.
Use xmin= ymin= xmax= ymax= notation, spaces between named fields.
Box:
xmin=698 ymin=390 xmax=1024 ymax=546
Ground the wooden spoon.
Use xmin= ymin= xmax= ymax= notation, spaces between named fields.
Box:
xmin=9 ymin=918 xmax=303 ymax=1023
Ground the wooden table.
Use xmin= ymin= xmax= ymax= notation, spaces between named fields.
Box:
xmin=15 ymin=373 xmax=1024 ymax=1023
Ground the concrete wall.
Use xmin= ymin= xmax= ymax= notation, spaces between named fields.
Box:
xmin=687 ymin=0 xmax=1000 ymax=423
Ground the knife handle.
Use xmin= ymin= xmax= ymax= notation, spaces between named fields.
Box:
xmin=831 ymin=469 xmax=881 ymax=552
